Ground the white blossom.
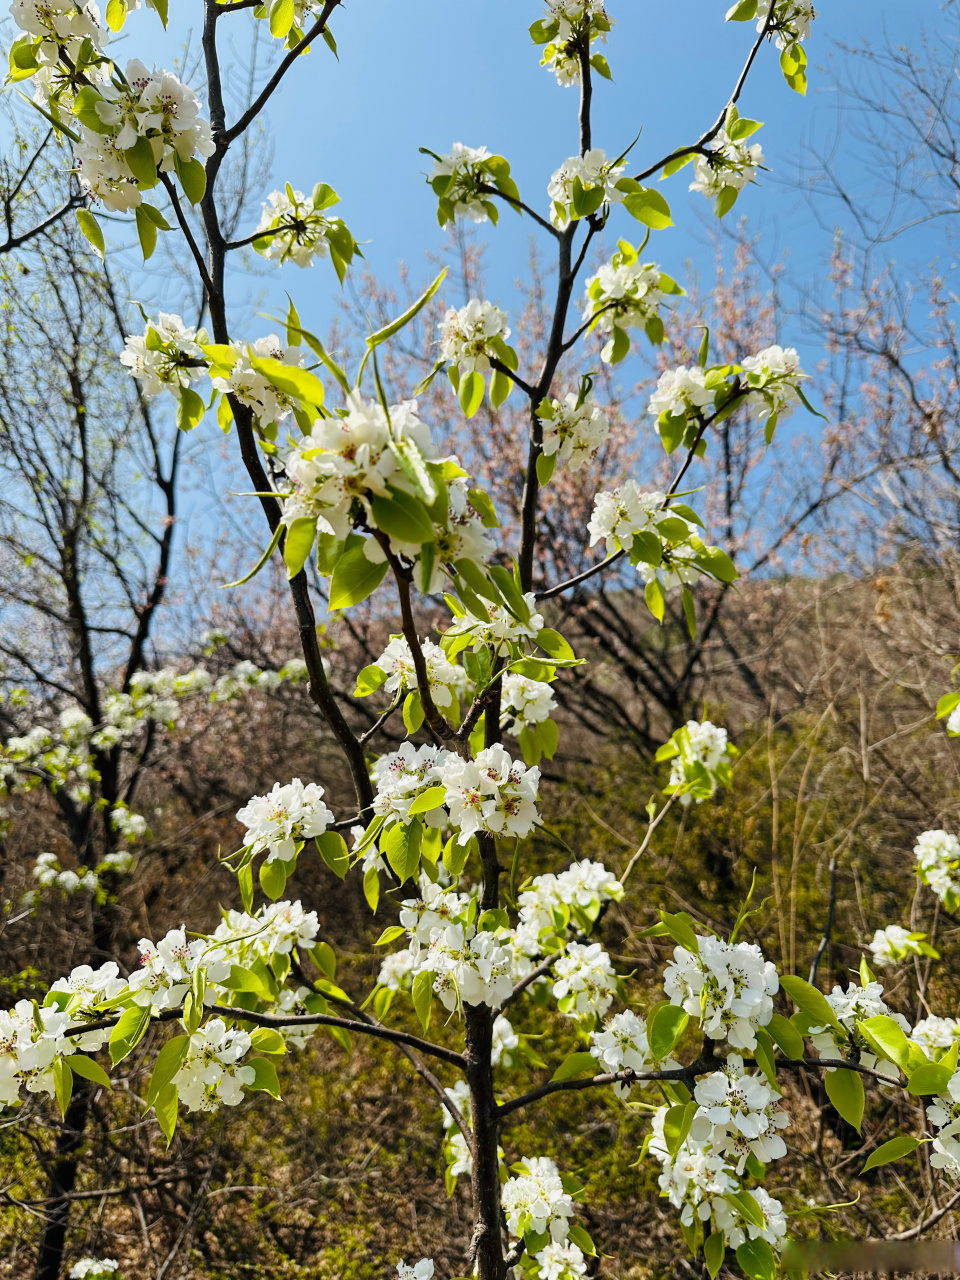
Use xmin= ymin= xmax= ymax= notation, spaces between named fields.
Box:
xmin=120 ymin=313 xmax=208 ymax=399
xmin=423 ymin=922 xmax=514 ymax=1011
xmin=582 ymin=249 xmax=670 ymax=361
xmin=587 ymin=481 xmax=669 ymax=556
xmin=255 ymin=184 xmax=348 ymax=269
xmin=235 ymin=778 xmax=334 ymax=863
xmin=68 ymin=1261 xmax=120 ymax=1280
xmin=868 ymin=924 xmax=926 ymax=968
xmin=372 ymin=742 xmax=452 ymax=826
xmin=663 ymin=934 xmax=778 ymax=1050
xmin=444 ymin=594 xmax=544 ymax=655
xmin=535 ymin=1241 xmax=589 ymax=1280
xmin=537 ymin=392 xmax=610 ymax=471
xmin=174 ymin=1018 xmax=256 ymax=1112
xmin=396 ymin=1262 xmax=434 ymax=1280
xmin=539 ymin=0 xmax=612 ymax=86
xmin=755 ymin=0 xmax=815 ymax=48
xmin=501 ymin=673 xmax=556 ymax=734
xmin=429 ymin=143 xmax=494 ymax=225
xmin=913 ymin=1015 xmax=960 ymax=1059
xmin=501 ymin=1155 xmax=574 ymax=1243
xmin=438 ymin=298 xmax=510 ymax=374
xmin=689 ymin=1054 xmax=790 ymax=1173
xmin=548 ymin=147 xmax=624 ymax=228
xmin=808 ymin=981 xmax=911 ymax=1080
xmin=0 ymin=998 xmax=72 ymax=1106
xmin=373 ymin=636 xmax=466 ymax=710
xmin=439 ymin=743 xmax=541 ymax=844
xmin=553 ymin=941 xmax=616 ymax=1021
xmin=492 ymin=1013 xmax=520 ymax=1066
xmin=668 ymin=719 xmax=731 ymax=805
xmin=590 ymin=1010 xmax=653 ymax=1096
xmin=926 ymin=1073 xmax=960 ymax=1176
xmin=915 ymin=829 xmax=960 ymax=909
xmin=212 ymin=335 xmax=307 ymax=427
xmin=742 ymin=344 xmax=806 ymax=426
xmin=689 ymin=131 xmax=764 ymax=200
xmin=648 ymin=365 xmax=713 ymax=420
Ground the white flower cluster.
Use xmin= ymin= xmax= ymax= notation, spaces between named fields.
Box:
xmin=212 ymin=334 xmax=307 ymax=428
xmin=808 ymin=981 xmax=911 ymax=1081
xmin=439 ymin=298 xmax=511 ymax=374
xmin=689 ymin=1054 xmax=790 ymax=1173
xmin=518 ymin=858 xmax=623 ymax=943
xmin=650 ymin=1108 xmax=787 ymax=1250
xmin=0 ymin=998 xmax=76 ymax=1106
xmin=553 ymin=941 xmax=617 ymax=1021
xmin=110 ymin=805 xmax=147 ymax=841
xmin=689 ymin=131 xmax=764 ymax=202
xmin=913 ymin=1016 xmax=960 ymax=1059
xmin=926 ymin=1074 xmax=960 ymax=1177
xmin=669 ymin=720 xmax=730 ymax=805
xmin=445 ymin=594 xmax=544 ymax=655
xmin=501 ymin=1155 xmax=574 ymax=1243
xmin=74 ymin=60 xmax=214 ymax=211
xmin=68 ymin=1261 xmax=120 ymax=1280
xmin=590 ymin=1009 xmax=654 ymax=1096
xmin=371 ymin=635 xmax=467 ymax=711
xmin=548 ymin=147 xmax=624 ymax=228
xmin=442 ymin=743 xmax=541 ymax=845
xmin=537 ymin=391 xmax=610 ymax=471
xmin=254 ymin=184 xmax=350 ymax=269
xmin=742 ymin=344 xmax=807 ymax=428
xmin=235 ymin=778 xmax=334 ymax=864
xmin=281 ymin=390 xmax=437 ymax=542
xmin=583 ymin=248 xmax=673 ymax=362
xmin=205 ymin=900 xmax=320 ymax=968
xmin=396 ymin=1262 xmax=434 ymax=1280
xmin=664 ymin=934 xmax=778 ymax=1051
xmin=648 ymin=365 xmax=713 ymax=421
xmin=174 ymin=1018 xmax=256 ymax=1112
xmin=533 ymin=1241 xmax=590 ymax=1280
xmin=501 ymin=672 xmax=557 ymax=735
xmin=914 ymin=829 xmax=960 ymax=910
xmin=372 ymin=742 xmax=449 ymax=827
xmin=429 ymin=142 xmax=494 ymax=225
xmin=427 ymin=919 xmax=513 ymax=1012
xmin=32 ymin=851 xmax=98 ymax=895
xmin=10 ymin=0 xmax=107 ymax=93
xmin=756 ymin=0 xmax=815 ymax=48
xmin=947 ymin=705 xmax=960 ymax=737
xmin=539 ymin=0 xmax=613 ymax=86
xmin=120 ymin=313 xmax=209 ymax=399
xmin=868 ymin=925 xmax=927 ymax=968
xmin=586 ymin=482 xmax=701 ymax=592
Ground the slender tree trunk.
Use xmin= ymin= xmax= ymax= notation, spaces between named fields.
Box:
xmin=465 ymin=1006 xmax=505 ymax=1280
xmin=34 ymin=1087 xmax=91 ymax=1280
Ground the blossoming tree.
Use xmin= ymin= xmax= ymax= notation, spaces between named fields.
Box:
xmin=10 ymin=2 xmax=960 ymax=1280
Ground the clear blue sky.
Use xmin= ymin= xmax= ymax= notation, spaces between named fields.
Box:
xmin=120 ymin=0 xmax=946 ymax=356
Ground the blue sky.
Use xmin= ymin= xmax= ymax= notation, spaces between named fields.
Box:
xmin=117 ymin=0 xmax=947 ymax=356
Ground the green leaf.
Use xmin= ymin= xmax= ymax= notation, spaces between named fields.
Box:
xmin=247 ymin=1056 xmax=281 ymax=1098
xmin=145 ymin=1034 xmax=190 ymax=1108
xmin=780 ymin=41 xmax=807 ymax=95
xmin=858 ymin=1015 xmax=910 ymax=1071
xmin=365 ymin=269 xmax=447 ymax=351
xmin=649 ymin=1004 xmax=689 ymax=1060
xmin=936 ymin=691 xmax=960 ymax=719
xmin=310 ymin=941 xmax=336 ymax=980
xmin=328 ymin=544 xmax=389 ymax=609
xmin=269 ymin=0 xmax=294 ymax=36
xmin=403 ymin=690 xmax=425 ymax=734
xmin=65 ymin=1054 xmax=112 ymax=1090
xmin=238 ymin=862 xmax=254 ymax=912
xmin=375 ymin=925 xmax=407 ymax=947
xmin=550 ymin=1051 xmax=598 ymax=1082
xmin=725 ymin=0 xmax=757 ymax=17
xmin=536 ymin=450 xmax=557 ymax=486
xmin=259 ymin=857 xmax=288 ymax=901
xmin=644 ymin=578 xmax=665 ymax=623
xmin=659 ymin=910 xmax=700 ymax=954
xmin=779 ymin=974 xmax=842 ymax=1032
xmin=251 ymin=1027 xmax=286 ymax=1055
xmin=537 ymin=628 xmax=575 ymax=661
xmin=174 ymin=154 xmax=206 ymax=205
xmin=316 ymin=830 xmax=349 ymax=879
xmin=659 ymin=410 xmax=686 ymax=454
xmin=736 ymin=1238 xmax=775 ymax=1280
xmin=623 ymin=187 xmax=672 ymax=229
xmin=458 ymin=370 xmax=485 ymax=418
xmin=408 ymin=785 xmax=447 ymax=816
xmin=767 ymin=1011 xmax=804 ymax=1060
xmin=220 ymin=523 xmax=284 ymax=590
xmin=363 ymin=865 xmax=380 ymax=913
xmin=283 ymin=517 xmax=316 ymax=580
xmin=663 ymin=1100 xmax=698 ymax=1156
xmin=590 ymin=52 xmax=612 ymax=79
xmin=133 ymin=204 xmax=158 ymax=260
xmin=370 ymin=490 xmax=435 ymax=544
xmin=567 ymin=1223 xmax=595 ymax=1255
xmin=861 ymin=1135 xmax=923 ymax=1174
xmin=176 ymin=386 xmax=204 ymax=432
xmin=124 ymin=137 xmax=159 ymax=190
xmin=249 ymin=357 xmax=325 ymax=410
xmin=53 ymin=1056 xmax=73 ymax=1116
xmin=105 ymin=0 xmax=126 ymax=27
xmin=704 ymin=1231 xmax=725 ymax=1279
xmin=109 ymin=1003 xmax=152 ymax=1066
xmin=602 ymin=324 xmax=631 ymax=365
xmin=354 ymin=663 xmax=388 ymax=697
xmin=753 ymin=1025 xmax=778 ymax=1087
xmin=412 ymin=968 xmax=433 ymax=1031
xmin=681 ymin=585 xmax=696 ymax=639
xmin=382 ymin=819 xmax=422 ymax=884
xmin=76 ymin=209 xmax=104 ymax=261
xmin=490 ymin=369 xmax=512 ymax=409
xmin=825 ymin=1067 xmax=865 ymax=1132
xmin=155 ymin=1082 xmax=178 ymax=1146
xmin=907 ymin=1062 xmax=954 ymax=1096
